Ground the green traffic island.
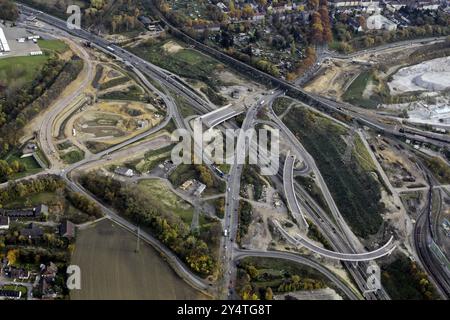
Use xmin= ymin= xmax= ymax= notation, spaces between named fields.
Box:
xmin=59 ymin=147 xmax=85 ymax=165
xmin=280 ymin=101 xmax=385 ymax=238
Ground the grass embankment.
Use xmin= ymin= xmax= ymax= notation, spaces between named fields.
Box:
xmin=98 ymin=85 xmax=146 ymax=101
xmin=282 ymin=103 xmax=384 ymax=237
xmin=421 ymin=156 xmax=450 ymax=184
xmin=342 ymin=71 xmax=380 ymax=109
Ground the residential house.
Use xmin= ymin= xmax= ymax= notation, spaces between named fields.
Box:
xmin=59 ymin=220 xmax=75 ymax=239
xmin=20 ymin=223 xmax=44 ymax=241
xmin=4 ymin=267 xmax=31 ymax=280
xmin=0 ymin=216 xmax=9 ymax=230
xmin=0 ymin=290 xmax=22 ymax=300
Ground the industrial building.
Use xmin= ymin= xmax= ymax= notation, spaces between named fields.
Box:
xmin=0 ymin=27 xmax=10 ymax=52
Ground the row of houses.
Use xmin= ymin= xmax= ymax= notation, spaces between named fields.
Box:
xmin=329 ymin=0 xmax=441 ymax=11
xmin=0 ymin=204 xmax=48 ymax=221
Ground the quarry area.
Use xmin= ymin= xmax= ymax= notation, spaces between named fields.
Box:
xmin=388 ymin=56 xmax=450 ymax=95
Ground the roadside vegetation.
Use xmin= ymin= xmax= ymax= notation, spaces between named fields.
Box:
xmin=213 ymin=197 xmax=225 ymax=219
xmin=0 ymin=0 xmax=18 ymax=21
xmin=128 ymin=144 xmax=174 ymax=173
xmin=98 ymin=84 xmax=146 ymax=101
xmin=295 ymin=175 xmax=332 ymax=217
xmin=169 ymin=164 xmax=226 ymax=194
xmin=238 ymin=200 xmax=252 ymax=243
xmin=381 ymin=253 xmax=440 ymax=300
xmin=282 ymin=103 xmax=384 ymax=237
xmin=137 ymin=179 xmax=195 ymax=224
xmin=342 ymin=71 xmax=379 ymax=108
xmin=272 ymin=97 xmax=292 ymax=117
xmin=20 ymin=0 xmax=145 ymax=34
xmin=305 ymin=219 xmax=332 ymax=250
xmin=236 ymin=257 xmax=334 ymax=300
xmin=38 ymin=39 xmax=69 ymax=54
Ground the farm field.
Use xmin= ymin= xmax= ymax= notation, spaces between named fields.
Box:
xmin=70 ymin=219 xmax=205 ymax=300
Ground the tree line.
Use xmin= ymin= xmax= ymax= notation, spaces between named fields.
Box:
xmin=0 ymin=0 xmax=18 ymax=21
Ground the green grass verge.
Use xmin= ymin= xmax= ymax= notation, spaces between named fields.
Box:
xmin=60 ymin=148 xmax=85 ymax=164
xmin=38 ymin=39 xmax=69 ymax=54
xmin=137 ymin=179 xmax=194 ymax=225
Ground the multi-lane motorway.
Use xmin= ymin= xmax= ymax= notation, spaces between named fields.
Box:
xmin=13 ymin=3 xmax=450 ymax=300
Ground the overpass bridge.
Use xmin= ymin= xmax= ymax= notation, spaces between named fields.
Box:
xmin=274 ymin=220 xmax=396 ymax=262
xmin=283 ymin=152 xmax=309 ymax=230
xmin=198 ymin=104 xmax=245 ymax=128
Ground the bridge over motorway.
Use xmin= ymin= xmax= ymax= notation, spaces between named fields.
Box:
xmin=199 ymin=104 xmax=245 ymax=128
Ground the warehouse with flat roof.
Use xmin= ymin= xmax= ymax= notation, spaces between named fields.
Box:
xmin=0 ymin=27 xmax=10 ymax=52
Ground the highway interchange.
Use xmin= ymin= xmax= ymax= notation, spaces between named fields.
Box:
xmin=8 ymin=3 xmax=450 ymax=300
